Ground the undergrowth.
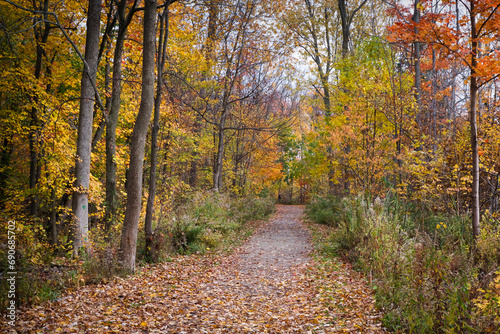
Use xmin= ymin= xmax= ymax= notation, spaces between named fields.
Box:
xmin=0 ymin=191 xmax=275 ymax=310
xmin=136 ymin=191 xmax=275 ymax=260
xmin=306 ymin=192 xmax=500 ymax=333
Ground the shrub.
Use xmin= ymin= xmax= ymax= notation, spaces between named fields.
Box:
xmin=476 ymin=213 xmax=500 ymax=271
xmin=305 ymin=195 xmax=343 ymax=226
xmin=473 ymin=271 xmax=500 ymax=332
xmin=141 ymin=191 xmax=275 ymax=259
xmin=231 ymin=196 xmax=275 ymax=222
xmin=310 ymin=192 xmax=500 ymax=332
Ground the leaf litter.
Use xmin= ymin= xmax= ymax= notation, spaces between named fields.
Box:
xmin=6 ymin=205 xmax=384 ymax=333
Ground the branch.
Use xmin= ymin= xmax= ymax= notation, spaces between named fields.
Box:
xmin=166 ymin=71 xmax=220 ymax=127
xmin=349 ymin=0 xmax=369 ymax=28
xmin=381 ymin=0 xmax=411 ymax=24
xmin=478 ymin=73 xmax=500 ymax=88
xmin=4 ymin=0 xmax=108 ymax=122
xmin=477 ymin=3 xmax=500 ymax=38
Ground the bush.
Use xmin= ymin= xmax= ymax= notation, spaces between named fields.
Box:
xmin=141 ymin=191 xmax=275 ymax=259
xmin=333 ymin=196 xmax=371 ymax=258
xmin=305 ymin=195 xmax=343 ymax=226
xmin=231 ymin=196 xmax=276 ymax=222
xmin=473 ymin=271 xmax=500 ymax=332
xmin=310 ymin=192 xmax=500 ymax=333
xmin=476 ymin=213 xmax=500 ymax=272
xmin=0 ymin=191 xmax=275 ymax=311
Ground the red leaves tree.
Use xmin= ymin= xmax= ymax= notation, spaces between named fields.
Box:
xmin=388 ymin=0 xmax=500 ymax=239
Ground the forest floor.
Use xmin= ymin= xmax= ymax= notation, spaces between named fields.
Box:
xmin=6 ymin=205 xmax=384 ymax=333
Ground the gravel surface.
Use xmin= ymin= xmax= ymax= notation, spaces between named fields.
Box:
xmin=236 ymin=205 xmax=312 ymax=279
xmin=201 ymin=205 xmax=313 ymax=304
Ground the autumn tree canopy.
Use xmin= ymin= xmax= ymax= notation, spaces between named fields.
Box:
xmin=0 ymin=0 xmax=499 ymax=271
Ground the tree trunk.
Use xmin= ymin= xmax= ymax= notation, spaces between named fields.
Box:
xmin=0 ymin=138 xmax=13 ymax=210
xmin=470 ymin=77 xmax=480 ymax=239
xmin=49 ymin=184 xmax=58 ymax=245
xmin=431 ymin=47 xmax=437 ymax=144
xmin=91 ymin=42 xmax=112 ymax=151
xmin=120 ymin=0 xmax=157 ymax=272
xmin=188 ymin=0 xmax=219 ymax=188
xmin=72 ymin=0 xmax=101 ymax=256
xmin=145 ymin=3 xmax=170 ymax=261
xmin=232 ymin=129 xmax=241 ymax=191
xmin=413 ymin=0 xmax=422 ymax=126
xmin=105 ymin=0 xmax=137 ymax=232
xmin=470 ymin=2 xmax=480 ymax=239
xmin=29 ymin=0 xmax=51 ymax=217
xmin=338 ymin=0 xmax=349 ymax=58
xmin=337 ymin=0 xmax=368 ymax=194
xmin=431 ymin=0 xmax=437 ymax=147
xmin=213 ymin=114 xmax=226 ymax=192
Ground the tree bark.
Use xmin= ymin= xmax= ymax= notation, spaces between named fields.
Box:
xmin=105 ymin=0 xmax=138 ymax=232
xmin=72 ymin=0 xmax=102 ymax=256
xmin=145 ymin=2 xmax=171 ymax=261
xmin=120 ymin=0 xmax=157 ymax=272
xmin=470 ymin=1 xmax=480 ymax=239
xmin=91 ymin=41 xmax=113 ymax=151
xmin=413 ymin=0 xmax=422 ymax=126
xmin=338 ymin=0 xmax=349 ymax=58
xmin=213 ymin=113 xmax=227 ymax=192
xmin=49 ymin=184 xmax=58 ymax=245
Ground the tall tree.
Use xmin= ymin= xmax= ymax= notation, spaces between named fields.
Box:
xmin=120 ymin=0 xmax=157 ymax=271
xmin=72 ymin=0 xmax=102 ymax=255
xmin=388 ymin=0 xmax=500 ymax=238
xmin=28 ymin=0 xmax=51 ymax=218
xmin=285 ymin=0 xmax=335 ymax=116
xmin=105 ymin=0 xmax=139 ymax=232
xmin=285 ymin=0 xmax=370 ymax=195
xmin=413 ymin=0 xmax=422 ymax=124
xmin=145 ymin=0 xmax=176 ymax=261
xmin=337 ymin=0 xmax=368 ymax=194
xmin=167 ymin=0 xmax=289 ymax=192
xmin=187 ymin=0 xmax=219 ymax=189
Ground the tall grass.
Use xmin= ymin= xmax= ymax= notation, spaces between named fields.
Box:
xmin=306 ymin=192 xmax=500 ymax=333
xmin=304 ymin=195 xmax=343 ymax=226
xmin=137 ymin=191 xmax=276 ymax=261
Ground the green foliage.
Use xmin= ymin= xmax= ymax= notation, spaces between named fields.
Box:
xmin=305 ymin=195 xmax=343 ymax=226
xmin=311 ymin=193 xmax=500 ymax=333
xmin=230 ymin=196 xmax=276 ymax=223
xmin=332 ymin=196 xmax=370 ymax=258
xmin=139 ymin=191 xmax=275 ymax=260
xmin=0 ymin=191 xmax=274 ymax=310
xmin=0 ymin=254 xmax=81 ymax=309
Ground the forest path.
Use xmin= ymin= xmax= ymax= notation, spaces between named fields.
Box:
xmin=12 ymin=205 xmax=383 ymax=333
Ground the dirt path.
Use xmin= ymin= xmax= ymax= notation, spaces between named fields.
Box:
xmin=160 ymin=205 xmax=317 ymax=333
xmin=237 ymin=205 xmax=311 ymax=277
xmin=9 ymin=205 xmax=384 ymax=333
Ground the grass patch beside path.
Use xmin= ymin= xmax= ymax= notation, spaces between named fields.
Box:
xmin=305 ymin=194 xmax=500 ymax=333
xmin=304 ymin=218 xmax=384 ymax=333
